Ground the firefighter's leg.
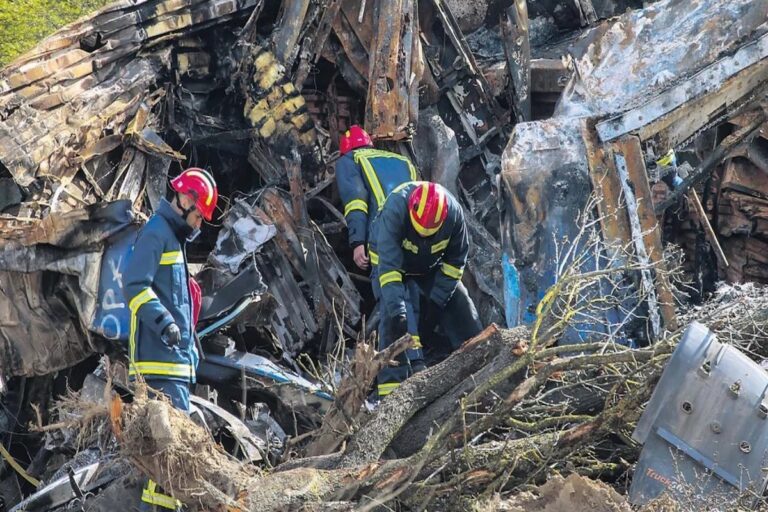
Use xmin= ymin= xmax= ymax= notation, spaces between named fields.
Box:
xmin=439 ymin=282 xmax=483 ymax=351
xmin=145 ymin=378 xmax=191 ymax=413
xmin=405 ymin=280 xmax=425 ymax=373
xmin=372 ymin=265 xmax=411 ymax=398
xmin=139 ymin=379 xmax=189 ymax=510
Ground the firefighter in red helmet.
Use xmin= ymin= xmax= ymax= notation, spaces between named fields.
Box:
xmin=123 ymin=167 xmax=217 ymax=511
xmin=369 ymin=181 xmax=482 ymax=398
xmin=336 ymin=125 xmax=426 ymax=375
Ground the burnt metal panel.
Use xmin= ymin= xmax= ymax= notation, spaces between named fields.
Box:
xmin=500 ymin=0 xmax=531 ymax=123
xmin=631 ymin=322 xmax=768 ymax=507
xmin=363 ymin=0 xmax=419 ymax=140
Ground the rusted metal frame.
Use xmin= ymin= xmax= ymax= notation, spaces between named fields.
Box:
xmin=612 ymin=151 xmax=662 ymax=340
xmin=596 ymin=31 xmax=768 ymax=143
xmin=430 ymin=0 xmax=498 ymax=110
xmin=581 ymin=120 xmax=632 ymax=251
xmin=239 ymin=0 xmax=266 ymax=43
xmin=612 ymin=136 xmax=678 ymax=334
xmin=686 ymin=188 xmax=729 ymax=269
xmin=271 ymin=0 xmax=311 ymax=68
xmin=287 ymin=153 xmax=325 ymax=317
xmin=364 ymin=0 xmax=417 ymax=140
xmin=500 ymin=1 xmax=531 ymax=123
xmin=332 ymin=5 xmax=371 ymax=80
xmin=574 ymin=0 xmax=598 ymax=26
xmin=294 ymin=0 xmax=343 ymax=87
xmin=655 ymin=111 xmax=767 ymax=214
xmin=582 ymin=121 xmax=639 ymax=341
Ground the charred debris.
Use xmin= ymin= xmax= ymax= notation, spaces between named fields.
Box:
xmin=0 ymin=0 xmax=767 ymax=510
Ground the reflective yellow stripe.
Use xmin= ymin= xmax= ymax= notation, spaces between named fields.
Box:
xmin=344 ymin=199 xmax=369 ymax=216
xmin=354 ymin=152 xmax=387 ymax=209
xmin=434 ymin=188 xmax=446 ymax=223
xmin=441 ymin=263 xmax=464 ymax=280
xmin=410 ymin=210 xmax=441 ymax=237
xmin=129 ymin=288 xmax=157 ymax=314
xmin=129 ymin=361 xmax=193 ymax=378
xmin=411 ymin=335 xmax=423 ymax=349
xmin=159 ymin=251 xmax=183 ymax=265
xmin=142 ymin=479 xmax=181 ymax=509
xmin=369 ymin=249 xmax=379 ymax=265
xmin=431 ymin=239 xmax=450 ymax=254
xmin=354 ymin=149 xmax=417 ymax=210
xmin=416 ymin=182 xmax=429 ymax=217
xmin=380 ymin=271 xmax=403 ymax=287
xmin=378 ymin=382 xmax=400 ymax=396
xmin=402 ymin=239 xmax=419 ymax=254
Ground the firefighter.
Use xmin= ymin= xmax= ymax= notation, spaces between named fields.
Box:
xmin=123 ymin=167 xmax=218 ymax=511
xmin=369 ymin=181 xmax=482 ymax=397
xmin=335 ymin=125 xmax=425 ymax=371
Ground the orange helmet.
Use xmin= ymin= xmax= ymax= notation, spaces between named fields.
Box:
xmin=339 ymin=125 xmax=373 ymax=155
xmin=408 ymin=182 xmax=448 ymax=237
xmin=170 ymin=167 xmax=218 ymax=221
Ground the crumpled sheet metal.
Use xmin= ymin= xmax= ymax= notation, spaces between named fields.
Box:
xmin=499 ymin=118 xmax=591 ymax=328
xmin=0 ymin=201 xmax=135 ymax=377
xmin=555 ymin=0 xmax=768 ymax=120
xmin=0 ymin=0 xmax=259 ymax=196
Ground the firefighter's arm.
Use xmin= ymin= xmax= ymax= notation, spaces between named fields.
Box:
xmin=429 ymin=210 xmax=469 ymax=307
xmin=123 ymin=228 xmax=175 ymax=336
xmin=336 ymin=156 xmax=370 ymax=247
xmin=377 ymin=198 xmax=408 ymax=318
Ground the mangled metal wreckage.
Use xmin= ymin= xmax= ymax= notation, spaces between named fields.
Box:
xmin=500 ymin=0 xmax=768 ymax=345
xmin=0 ymin=0 xmax=513 ymax=506
xmin=0 ymin=0 xmax=767 ymax=508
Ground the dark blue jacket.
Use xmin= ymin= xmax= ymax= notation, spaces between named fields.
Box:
xmin=370 ymin=182 xmax=469 ymax=317
xmin=335 ymin=148 xmax=417 ymax=247
xmin=123 ymin=199 xmax=196 ymax=383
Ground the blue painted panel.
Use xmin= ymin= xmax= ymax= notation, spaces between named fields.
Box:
xmin=91 ymin=226 xmax=139 ymax=342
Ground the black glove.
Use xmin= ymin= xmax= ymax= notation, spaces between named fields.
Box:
xmin=161 ymin=323 xmax=181 ymax=347
xmin=389 ymin=314 xmax=408 ymax=341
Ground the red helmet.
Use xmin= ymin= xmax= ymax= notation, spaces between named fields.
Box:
xmin=170 ymin=167 xmax=218 ymax=221
xmin=408 ymin=182 xmax=448 ymax=237
xmin=339 ymin=125 xmax=373 ymax=155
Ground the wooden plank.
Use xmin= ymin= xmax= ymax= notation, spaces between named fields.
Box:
xmin=612 ymin=135 xmax=678 ymax=331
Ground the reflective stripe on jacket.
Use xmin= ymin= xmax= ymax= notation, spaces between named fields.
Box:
xmin=123 ymin=199 xmax=196 ymax=382
xmin=335 ymin=148 xmax=417 ymax=247
xmin=370 ymin=182 xmax=469 ymax=317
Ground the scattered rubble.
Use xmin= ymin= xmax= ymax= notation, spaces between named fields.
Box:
xmin=0 ymin=0 xmax=767 ymax=510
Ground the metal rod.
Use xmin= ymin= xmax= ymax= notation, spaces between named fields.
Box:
xmin=687 ymin=189 xmax=729 ymax=268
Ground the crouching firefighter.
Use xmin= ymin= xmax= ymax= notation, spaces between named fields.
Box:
xmin=370 ymin=181 xmax=482 ymax=398
xmin=122 ymin=167 xmax=218 ymax=511
xmin=335 ymin=125 xmax=425 ymax=372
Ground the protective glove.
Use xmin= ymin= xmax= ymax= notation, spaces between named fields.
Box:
xmin=161 ymin=323 xmax=181 ymax=347
xmin=389 ymin=314 xmax=408 ymax=341
xmin=411 ymin=360 xmax=427 ymax=374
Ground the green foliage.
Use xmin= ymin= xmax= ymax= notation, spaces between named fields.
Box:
xmin=0 ymin=0 xmax=112 ymax=67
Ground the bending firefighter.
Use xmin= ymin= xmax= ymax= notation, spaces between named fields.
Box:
xmin=335 ymin=125 xmax=426 ymax=375
xmin=122 ymin=167 xmax=218 ymax=511
xmin=370 ymin=181 xmax=482 ymax=398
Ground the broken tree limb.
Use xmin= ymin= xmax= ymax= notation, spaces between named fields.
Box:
xmin=338 ymin=325 xmax=525 ymax=468
xmin=305 ymin=334 xmax=413 ymax=457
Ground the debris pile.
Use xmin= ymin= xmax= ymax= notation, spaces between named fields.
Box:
xmin=0 ymin=0 xmax=767 ymax=510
